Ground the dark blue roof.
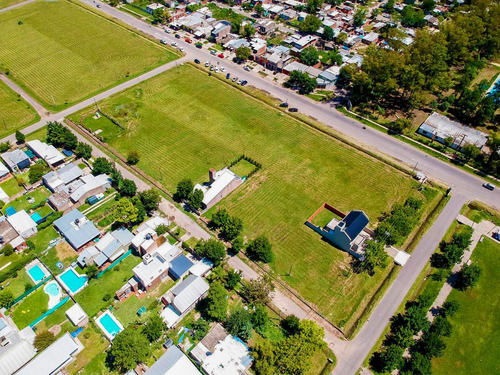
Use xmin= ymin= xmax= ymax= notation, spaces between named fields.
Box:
xmin=169 ymin=254 xmax=194 ymax=280
xmin=342 ymin=210 xmax=369 ymax=240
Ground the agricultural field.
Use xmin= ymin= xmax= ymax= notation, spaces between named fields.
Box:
xmin=0 ymin=0 xmax=177 ymax=111
xmin=432 ymin=237 xmax=500 ymax=375
xmin=0 ymin=79 xmax=39 ymax=137
xmin=0 ymin=0 xmax=25 ymax=9
xmin=72 ymin=64 xmax=440 ymax=332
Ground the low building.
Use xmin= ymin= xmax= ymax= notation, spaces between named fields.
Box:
xmin=146 ymin=2 xmax=165 ymax=14
xmin=43 ymin=163 xmax=83 ymax=192
xmin=132 ymin=216 xmax=169 ymax=255
xmin=291 ymin=35 xmax=317 ymax=51
xmin=193 ymin=168 xmax=243 ymax=210
xmin=1 ymin=150 xmax=30 ymax=172
xmin=79 ymin=227 xmax=134 ymax=268
xmin=26 ymin=140 xmax=65 ymax=167
xmin=318 ymin=65 xmax=341 ymax=88
xmin=0 ymin=219 xmax=19 ymax=249
xmin=211 ymin=21 xmax=232 ymax=44
xmin=145 ymin=345 xmax=201 ymax=375
xmin=54 ymin=209 xmax=100 ymax=251
xmin=69 ymin=174 xmax=111 ymax=204
xmin=65 ymin=303 xmax=88 ymax=327
xmin=0 ymin=161 xmax=9 ymax=178
xmin=169 ymin=254 xmax=194 ymax=280
xmin=362 ymin=31 xmax=379 ymax=45
xmin=282 ymin=61 xmax=322 ymax=78
xmin=7 ymin=210 xmax=37 ymax=239
xmin=190 ymin=324 xmax=253 ymax=375
xmin=417 ymin=112 xmax=489 ymax=151
xmin=0 ymin=316 xmax=36 ymax=375
xmin=16 ymin=332 xmax=83 ymax=375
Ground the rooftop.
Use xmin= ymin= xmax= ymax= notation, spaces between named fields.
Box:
xmin=171 ymin=275 xmax=209 ymax=314
xmin=145 ymin=345 xmax=201 ymax=375
xmin=54 ymin=209 xmax=100 ymax=249
xmin=7 ymin=210 xmax=37 ymax=237
xmin=26 ymin=140 xmax=65 ymax=166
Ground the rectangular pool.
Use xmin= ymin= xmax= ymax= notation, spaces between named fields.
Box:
xmin=96 ymin=311 xmax=124 ymax=340
xmin=27 ymin=264 xmax=47 ymax=283
xmin=59 ymin=268 xmax=87 ymax=295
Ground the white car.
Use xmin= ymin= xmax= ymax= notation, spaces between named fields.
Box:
xmin=164 ymin=28 xmax=171 ymax=34
xmin=171 ymin=42 xmax=178 ymax=47
xmin=214 ymin=68 xmax=219 ymax=73
xmin=205 ymin=61 xmax=210 ymax=67
xmin=244 ymin=66 xmax=251 ymax=71
xmin=220 ymin=67 xmax=226 ymax=72
xmin=179 ymin=47 xmax=184 ymax=52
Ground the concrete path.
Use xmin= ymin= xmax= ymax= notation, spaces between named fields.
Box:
xmin=0 ymin=75 xmax=48 ymax=118
xmin=81 ymin=191 xmax=116 ymax=216
xmin=0 ymin=0 xmax=37 ymax=14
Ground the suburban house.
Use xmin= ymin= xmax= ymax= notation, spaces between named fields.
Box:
xmin=0 ymin=315 xmax=36 ymax=375
xmin=169 ymin=254 xmax=194 ymax=280
xmin=77 ymin=227 xmax=134 ymax=268
xmin=417 ymin=112 xmax=489 ymax=151
xmin=144 ymin=345 xmax=201 ymax=375
xmin=0 ymin=219 xmax=20 ymax=249
xmin=146 ymin=2 xmax=164 ymax=14
xmin=43 ymin=163 xmax=83 ymax=192
xmin=1 ymin=150 xmax=30 ymax=172
xmin=160 ymin=275 xmax=209 ymax=328
xmin=54 ymin=209 xmax=100 ymax=251
xmin=0 ymin=161 xmax=9 ymax=178
xmin=131 ymin=216 xmax=169 ymax=255
xmin=362 ymin=31 xmax=379 ymax=45
xmin=211 ymin=21 xmax=231 ymax=43
xmin=190 ymin=324 xmax=253 ymax=375
xmin=16 ymin=332 xmax=83 ymax=375
xmin=193 ymin=168 xmax=243 ymax=210
xmin=7 ymin=210 xmax=37 ymax=239
xmin=255 ymin=45 xmax=293 ymax=72
xmin=26 ymin=140 xmax=65 ymax=167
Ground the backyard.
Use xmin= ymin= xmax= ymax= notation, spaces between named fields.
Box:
xmin=432 ymin=237 xmax=500 ymax=375
xmin=10 ymin=287 xmax=49 ymax=329
xmin=0 ymin=0 xmax=177 ymax=110
xmin=71 ymin=64 xmax=440 ymax=332
xmin=0 ymin=79 xmax=39 ymax=137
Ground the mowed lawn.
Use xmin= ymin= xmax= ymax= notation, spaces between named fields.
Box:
xmin=0 ymin=0 xmax=177 ymax=110
xmin=432 ymin=237 xmax=500 ymax=375
xmin=72 ymin=65 xmax=430 ymax=331
xmin=0 ymin=79 xmax=39 ymax=137
xmin=0 ymin=0 xmax=25 ymax=9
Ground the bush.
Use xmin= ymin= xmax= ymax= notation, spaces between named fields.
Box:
xmin=29 ymin=163 xmax=46 ymax=184
xmin=34 ymin=331 xmax=56 ymax=351
xmin=155 ymin=224 xmax=168 ymax=236
xmin=246 ymin=236 xmax=273 ymax=263
xmin=0 ymin=290 xmax=14 ymax=308
xmin=2 ymin=244 xmax=14 ymax=256
xmin=127 ymin=150 xmax=140 ymax=165
xmin=15 ymin=130 xmax=25 ymax=144
xmin=102 ymin=293 xmax=112 ymax=302
xmin=374 ymin=198 xmax=423 ymax=245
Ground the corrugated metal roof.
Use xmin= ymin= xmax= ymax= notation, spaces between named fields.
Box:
xmin=145 ymin=346 xmax=201 ymax=375
xmin=172 ymin=275 xmax=209 ymax=313
xmin=169 ymin=255 xmax=194 ymax=280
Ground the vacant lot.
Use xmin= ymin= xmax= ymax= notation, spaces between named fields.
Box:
xmin=0 ymin=0 xmax=176 ymax=110
xmin=0 ymin=79 xmax=39 ymax=136
xmin=432 ymin=237 xmax=500 ymax=375
xmin=73 ymin=65 xmax=436 ymax=331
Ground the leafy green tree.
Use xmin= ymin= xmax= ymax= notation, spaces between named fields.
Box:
xmin=430 ymin=315 xmax=452 ymax=337
xmin=359 ymin=240 xmax=390 ymax=275
xmin=300 ymin=46 xmax=319 ymax=66
xmin=191 ymin=318 xmax=210 ymax=341
xmin=110 ymin=326 xmax=150 ymax=371
xmin=34 ymin=331 xmax=56 ymax=351
xmin=462 ymin=143 xmax=481 ymax=161
xmin=174 ymin=179 xmax=193 ymax=201
xmin=401 ymin=5 xmax=426 ymax=28
xmin=75 ymin=142 xmax=92 ymax=160
xmin=418 ymin=331 xmax=446 ymax=358
xmin=306 ymin=0 xmax=323 ymax=13
xmin=241 ymin=24 xmax=256 ymax=39
xmin=323 ymin=25 xmax=334 ymax=41
xmin=379 ymin=345 xmax=404 ymax=372
xmin=226 ymin=269 xmax=242 ymax=290
xmin=336 ymin=31 xmax=348 ymax=44
xmin=131 ymin=196 xmax=145 ymax=224
xmin=2 ymin=244 xmax=13 ymax=256
xmin=153 ymin=8 xmax=170 ymax=24
xmin=28 ymin=163 xmax=45 ymax=184
xmin=204 ymin=282 xmax=228 ymax=321
xmin=353 ymin=9 xmax=366 ymax=27
xmin=84 ymin=264 xmax=99 ymax=279
xmin=299 ymin=15 xmax=322 ymax=33
xmin=126 ymin=150 xmax=140 ymax=165
xmin=225 ymin=307 xmax=253 ymax=340
xmin=92 ymin=157 xmax=113 ymax=176
xmin=252 ymin=340 xmax=276 ymax=375
xmin=320 ymin=50 xmax=343 ymax=66
xmin=388 ymin=118 xmax=412 ymax=134
xmin=113 ymin=198 xmax=138 ymax=226
xmin=254 ymin=3 xmax=264 ymax=16
xmin=406 ymin=352 xmax=431 ymax=375
xmin=143 ymin=314 xmax=166 ymax=342
xmin=232 ymin=236 xmax=244 ymax=252
xmin=246 ymin=235 xmax=274 ymax=263
xmin=220 ymin=216 xmax=243 ymax=242
xmin=440 ymin=300 xmax=459 ymax=317
xmin=15 ymin=130 xmax=25 ymax=144
xmin=210 ymin=208 xmax=230 ymax=229
xmin=456 ymin=263 xmax=481 ymax=290
xmin=0 ymin=290 xmax=14 ymax=308
xmin=195 ymin=239 xmax=226 ymax=266
xmin=251 ymin=305 xmax=269 ymax=334
xmin=422 ymin=0 xmax=436 ymax=12
xmin=236 ymin=46 xmax=252 ymax=61
xmin=46 ymin=122 xmax=77 ymax=150
xmin=118 ymin=179 xmax=137 ymax=197
xmin=139 ymin=189 xmax=161 ymax=212
xmin=188 ymin=189 xmax=204 ymax=212
xmin=281 ymin=315 xmax=300 ymax=336
xmin=242 ymin=276 xmax=275 ymax=305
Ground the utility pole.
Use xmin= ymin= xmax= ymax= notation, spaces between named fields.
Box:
xmin=288 ymin=265 xmax=293 ymax=276
xmin=411 ymin=162 xmax=418 ymax=176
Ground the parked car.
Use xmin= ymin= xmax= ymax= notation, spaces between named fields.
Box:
xmin=237 ymin=80 xmax=242 ymax=85
xmin=185 ymin=37 xmax=192 ymax=43
xmin=244 ymin=66 xmax=251 ymax=71
xmin=205 ymin=61 xmax=210 ymax=67
xmin=220 ymin=67 xmax=226 ymax=72
xmin=289 ymin=108 xmax=298 ymax=112
xmin=179 ymin=47 xmax=184 ymax=52
xmin=241 ymin=80 xmax=248 ymax=86
xmin=214 ymin=68 xmax=219 ymax=73
xmin=164 ymin=28 xmax=171 ymax=34
xmin=175 ymin=33 xmax=181 ymax=39
xmin=492 ymin=232 xmax=500 ymax=241
xmin=232 ymin=77 xmax=238 ymax=82
xmin=210 ymin=66 xmax=214 ymax=71
xmin=163 ymin=338 xmax=173 ymax=349
xmin=218 ymin=53 xmax=224 ymax=58
xmin=171 ymin=42 xmax=178 ymax=47
xmin=279 ymin=102 xmax=289 ymax=108
xmin=226 ymin=73 xmax=230 ymax=79
xmin=194 ymin=59 xmax=200 ymax=64
xmin=160 ymin=40 xmax=167 ymax=45
xmin=196 ymin=43 xmax=202 ymax=49
xmin=96 ymin=4 xmax=101 ymax=8
xmin=482 ymin=182 xmax=495 ymax=191
xmin=210 ymin=50 xmax=216 ymax=55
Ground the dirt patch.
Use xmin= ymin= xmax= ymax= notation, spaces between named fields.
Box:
xmin=55 ymin=242 xmax=76 ymax=261
xmin=48 ymin=324 xmax=61 ymax=336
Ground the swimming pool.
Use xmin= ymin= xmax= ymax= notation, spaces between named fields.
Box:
xmin=27 ymin=264 xmax=47 ymax=283
xmin=96 ymin=311 xmax=124 ymax=340
xmin=58 ymin=268 xmax=87 ymax=295
xmin=45 ymin=282 xmax=60 ymax=297
xmin=31 ymin=212 xmax=42 ymax=223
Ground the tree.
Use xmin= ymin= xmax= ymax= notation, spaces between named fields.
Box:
xmin=131 ymin=196 xmax=145 ymax=224
xmin=307 ymin=0 xmax=323 ymax=13
xmin=28 ymin=164 xmax=45 ymax=184
xmin=220 ymin=216 xmax=243 ymax=242
xmin=34 ymin=331 xmax=56 ymax=351
xmin=15 ymin=130 xmax=25 ymax=144
xmin=300 ymin=46 xmax=319 ymax=66
xmin=353 ymin=9 xmax=366 ymax=27
xmin=232 ymin=236 xmax=244 ymax=252
xmin=242 ymin=276 xmax=275 ymax=305
xmin=387 ymin=118 xmax=412 ymax=134
xmin=119 ymin=179 xmax=137 ymax=197
xmin=336 ymin=31 xmax=348 ymax=44
xmin=110 ymin=326 xmax=150 ymax=371
xmin=188 ymin=188 xmax=204 ymax=212
xmin=0 ymin=290 xmax=14 ymax=308
xmin=155 ymin=224 xmax=168 ymax=236
xmin=246 ymin=235 xmax=273 ymax=263
xmin=406 ymin=352 xmax=432 ymax=375
xmin=378 ymin=345 xmax=404 ymax=372
xmin=456 ymin=263 xmax=481 ymax=290
xmin=84 ymin=264 xmax=99 ymax=279
xmin=175 ymin=179 xmax=193 ymax=201
xmin=418 ymin=331 xmax=446 ymax=358
xmin=404 ymin=302 xmax=430 ymax=334
xmin=254 ymin=3 xmax=264 ymax=16
xmin=204 ymin=282 xmax=228 ymax=321
xmin=359 ymin=240 xmax=389 ymax=275
xmin=440 ymin=300 xmax=459 ymax=317
xmin=46 ymin=122 xmax=77 ymax=150
xmin=113 ymin=198 xmax=138 ymax=226
xmin=280 ymin=315 xmax=300 ymax=336
xmin=401 ymin=6 xmax=426 ymax=28
xmin=143 ymin=314 xmax=166 ymax=342
xmin=2 ymin=244 xmax=13 ymax=256
xmin=195 ymin=239 xmax=226 ymax=266
xmin=241 ymin=24 xmax=256 ymax=39
xmin=288 ymin=70 xmax=317 ymax=94
xmin=225 ymin=307 xmax=253 ymax=341
xmin=75 ymin=142 xmax=92 ymax=160
xmin=152 ymin=7 xmax=170 ymax=24
xmin=430 ymin=315 xmax=452 ymax=337
xmin=320 ymin=50 xmax=343 ymax=66
xmin=236 ymin=46 xmax=252 ymax=61
xmin=252 ymin=340 xmax=276 ymax=375
xmin=226 ymin=269 xmax=242 ymax=290
xmin=462 ymin=143 xmax=481 ymax=161
xmin=92 ymin=157 xmax=113 ymax=175
xmin=127 ymin=150 xmax=140 ymax=165
xmin=299 ymin=15 xmax=322 ymax=33
xmin=422 ymin=0 xmax=436 ymax=12
xmin=139 ymin=189 xmax=161 ymax=212
xmin=191 ymin=318 xmax=210 ymax=341
xmin=323 ymin=25 xmax=334 ymax=41
xmin=210 ymin=208 xmax=230 ymax=229
xmin=251 ymin=305 xmax=269 ymax=334
xmin=0 ymin=141 xmax=10 ymax=153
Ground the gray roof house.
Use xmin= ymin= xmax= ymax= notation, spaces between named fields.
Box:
xmin=91 ymin=228 xmax=134 ymax=268
xmin=169 ymin=275 xmax=209 ymax=314
xmin=1 ymin=150 xmax=30 ymax=172
xmin=145 ymin=345 xmax=201 ymax=375
xmin=43 ymin=163 xmax=84 ymax=192
xmin=0 ymin=316 xmax=36 ymax=375
xmin=54 ymin=209 xmax=100 ymax=250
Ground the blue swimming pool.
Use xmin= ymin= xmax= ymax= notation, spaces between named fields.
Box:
xmin=99 ymin=313 xmax=122 ymax=338
xmin=45 ymin=282 xmax=60 ymax=297
xmin=31 ymin=212 xmax=42 ymax=223
xmin=27 ymin=264 xmax=46 ymax=283
xmin=59 ymin=268 xmax=87 ymax=294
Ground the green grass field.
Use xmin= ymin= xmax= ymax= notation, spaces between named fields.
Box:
xmin=11 ymin=287 xmax=49 ymax=329
xmin=0 ymin=0 xmax=177 ymax=111
xmin=0 ymin=79 xmax=39 ymax=137
xmin=432 ymin=237 xmax=500 ymax=375
xmin=72 ymin=64 xmax=437 ymax=331
xmin=0 ymin=0 xmax=26 ymax=9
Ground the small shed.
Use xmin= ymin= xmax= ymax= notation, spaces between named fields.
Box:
xmin=169 ymin=254 xmax=194 ymax=280
xmin=66 ymin=303 xmax=88 ymax=327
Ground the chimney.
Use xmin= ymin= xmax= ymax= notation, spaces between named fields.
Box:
xmin=209 ymin=168 xmax=216 ymax=184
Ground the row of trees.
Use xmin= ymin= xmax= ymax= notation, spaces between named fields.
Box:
xmin=174 ymin=178 xmax=204 ymax=211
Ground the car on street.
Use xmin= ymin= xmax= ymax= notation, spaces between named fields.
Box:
xmin=237 ymin=80 xmax=243 ymax=85
xmin=241 ymin=80 xmax=248 ymax=86
xmin=171 ymin=42 xmax=178 ymax=47
xmin=214 ymin=68 xmax=219 ymax=73
xmin=226 ymin=73 xmax=230 ymax=79
xmin=218 ymin=53 xmax=224 ymax=58
xmin=194 ymin=59 xmax=200 ymax=64
xmin=96 ymin=4 xmax=101 ymax=8
xmin=210 ymin=50 xmax=216 ymax=55
xmin=175 ymin=33 xmax=181 ymax=39
xmin=279 ymin=102 xmax=289 ymax=108
xmin=220 ymin=67 xmax=226 ymax=72
xmin=289 ymin=107 xmax=298 ymax=112
xmin=196 ymin=43 xmax=202 ymax=49
xmin=482 ymin=182 xmax=495 ymax=191
xmin=160 ymin=40 xmax=167 ymax=45
xmin=210 ymin=66 xmax=214 ymax=71
xmin=232 ymin=77 xmax=238 ymax=82
xmin=164 ymin=28 xmax=170 ymax=34
xmin=179 ymin=47 xmax=184 ymax=52
xmin=205 ymin=61 xmax=209 ymax=67
xmin=493 ymin=232 xmax=500 ymax=241
xmin=244 ymin=66 xmax=251 ymax=71
xmin=185 ymin=37 xmax=192 ymax=43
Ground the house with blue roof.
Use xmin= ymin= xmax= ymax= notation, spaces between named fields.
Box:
xmin=169 ymin=254 xmax=194 ymax=280
xmin=323 ymin=210 xmax=370 ymax=258
xmin=54 ymin=209 xmax=100 ymax=251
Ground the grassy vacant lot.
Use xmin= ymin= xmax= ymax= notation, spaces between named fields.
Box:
xmin=432 ymin=237 xmax=500 ymax=375
xmin=0 ymin=0 xmax=177 ymax=110
xmin=0 ymin=79 xmax=39 ymax=137
xmin=0 ymin=268 xmax=33 ymax=298
xmin=0 ymin=176 xmax=23 ymax=196
xmin=3 ymin=186 xmax=50 ymax=214
xmin=72 ymin=65 xmax=437 ymax=331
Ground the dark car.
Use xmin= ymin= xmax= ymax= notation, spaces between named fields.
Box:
xmin=241 ymin=80 xmax=248 ymax=86
xmin=482 ymin=182 xmax=495 ymax=191
xmin=194 ymin=59 xmax=200 ymax=64
xmin=279 ymin=102 xmax=289 ymax=108
xmin=493 ymin=232 xmax=500 ymax=241
xmin=175 ymin=33 xmax=181 ymax=39
xmin=289 ymin=107 xmax=298 ymax=112
xmin=160 ymin=40 xmax=167 ymax=45
xmin=196 ymin=43 xmax=202 ymax=49
xmin=226 ymin=73 xmax=230 ymax=79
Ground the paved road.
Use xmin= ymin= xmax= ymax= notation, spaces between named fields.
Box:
xmin=0 ymin=74 xmax=48 ymax=118
xmin=76 ymin=0 xmax=500 ymax=212
xmin=0 ymin=0 xmax=37 ymax=14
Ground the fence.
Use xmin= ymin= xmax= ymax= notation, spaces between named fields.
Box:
xmin=10 ymin=275 xmax=53 ymax=308
xmin=96 ymin=250 xmax=132 ymax=279
xmin=29 ymin=296 xmax=70 ymax=328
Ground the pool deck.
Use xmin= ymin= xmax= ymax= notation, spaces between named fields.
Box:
xmin=43 ymin=280 xmax=63 ymax=309
xmin=25 ymin=259 xmax=49 ymax=284
xmin=95 ymin=310 xmax=124 ymax=341
xmin=56 ymin=267 xmax=88 ymax=296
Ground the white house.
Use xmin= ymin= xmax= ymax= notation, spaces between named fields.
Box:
xmin=27 ymin=140 xmax=65 ymax=167
xmin=7 ymin=210 xmax=37 ymax=239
